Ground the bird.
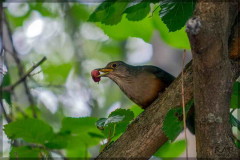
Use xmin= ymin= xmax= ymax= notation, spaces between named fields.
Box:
xmin=93 ymin=61 xmax=175 ymax=109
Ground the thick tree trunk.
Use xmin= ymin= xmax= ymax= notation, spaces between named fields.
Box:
xmin=187 ymin=1 xmax=239 ymax=158
xmin=96 ymin=62 xmax=193 ymax=159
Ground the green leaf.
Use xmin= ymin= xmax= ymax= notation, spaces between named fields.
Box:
xmin=230 ymin=113 xmax=240 ymax=130
xmin=4 ymin=118 xmax=54 ymax=144
xmin=61 ymin=117 xmax=101 ymax=134
xmin=233 ymin=138 xmax=240 ymax=149
xmin=42 ymin=62 xmax=73 ymax=84
xmin=109 ymin=108 xmax=134 ymax=123
xmin=89 ymin=0 xmax=129 ymax=25
xmin=153 ymin=9 xmax=191 ymax=49
xmin=88 ymin=132 xmax=105 ymax=139
xmin=98 ymin=109 xmax=134 ymax=139
xmin=65 ymin=133 xmax=101 ymax=157
xmin=10 ymin=146 xmax=42 ymax=158
xmin=124 ymin=1 xmax=151 ymax=21
xmin=163 ymin=100 xmax=193 ymax=141
xmin=96 ymin=14 xmax=154 ymax=42
xmin=60 ymin=117 xmax=104 ymax=157
xmin=45 ymin=133 xmax=69 ymax=149
xmin=96 ymin=108 xmax=134 ymax=129
xmin=1 ymin=73 xmax=11 ymax=104
xmin=129 ymin=105 xmax=144 ymax=118
xmin=159 ymin=0 xmax=196 ymax=32
xmin=96 ymin=5 xmax=190 ymax=48
xmin=154 ymin=140 xmax=186 ymax=158
xmin=230 ymin=82 xmax=240 ymax=109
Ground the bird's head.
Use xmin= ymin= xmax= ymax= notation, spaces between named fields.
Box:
xmin=95 ymin=61 xmax=132 ymax=80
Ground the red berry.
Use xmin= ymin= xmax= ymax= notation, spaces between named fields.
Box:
xmin=91 ymin=70 xmax=101 ymax=82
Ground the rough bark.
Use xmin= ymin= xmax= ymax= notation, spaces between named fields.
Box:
xmin=187 ymin=1 xmax=239 ymax=158
xmin=97 ymin=62 xmax=193 ymax=159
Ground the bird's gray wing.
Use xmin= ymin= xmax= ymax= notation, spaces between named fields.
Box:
xmin=142 ymin=66 xmax=175 ymax=86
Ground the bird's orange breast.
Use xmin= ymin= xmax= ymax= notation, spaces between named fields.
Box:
xmin=118 ymin=73 xmax=167 ymax=109
xmin=137 ymin=77 xmax=167 ymax=109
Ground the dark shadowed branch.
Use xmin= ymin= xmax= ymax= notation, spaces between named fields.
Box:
xmin=2 ymin=9 xmax=37 ymax=117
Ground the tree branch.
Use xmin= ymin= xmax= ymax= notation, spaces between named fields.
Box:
xmin=2 ymin=56 xmax=47 ymax=92
xmin=2 ymin=10 xmax=37 ymax=117
xmin=97 ymin=62 xmax=193 ymax=159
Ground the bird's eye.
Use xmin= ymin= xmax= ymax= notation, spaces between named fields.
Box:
xmin=111 ymin=63 xmax=117 ymax=68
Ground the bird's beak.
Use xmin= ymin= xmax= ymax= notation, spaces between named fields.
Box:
xmin=95 ymin=68 xmax=113 ymax=77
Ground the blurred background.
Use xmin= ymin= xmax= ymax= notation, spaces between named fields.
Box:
xmin=0 ymin=2 xmax=196 ymax=158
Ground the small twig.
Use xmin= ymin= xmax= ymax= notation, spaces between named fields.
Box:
xmin=0 ymin=100 xmax=11 ymax=123
xmin=3 ymin=57 xmax=47 ymax=91
xmin=181 ymin=49 xmax=188 ymax=159
xmin=30 ymin=70 xmax=42 ymax=77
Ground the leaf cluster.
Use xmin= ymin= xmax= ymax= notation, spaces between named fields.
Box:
xmin=89 ymin=0 xmax=196 ymax=32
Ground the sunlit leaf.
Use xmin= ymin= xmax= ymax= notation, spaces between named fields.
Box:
xmin=159 ymin=0 xmax=196 ymax=32
xmin=129 ymin=104 xmax=144 ymax=118
xmin=153 ymin=10 xmax=191 ymax=49
xmin=96 ymin=14 xmax=153 ymax=42
xmin=154 ymin=140 xmax=186 ymax=158
xmin=4 ymin=118 xmax=54 ymax=144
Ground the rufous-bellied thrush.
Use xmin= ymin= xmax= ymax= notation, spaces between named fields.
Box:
xmin=92 ymin=61 xmax=175 ymax=109
xmin=92 ymin=61 xmax=195 ymax=133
